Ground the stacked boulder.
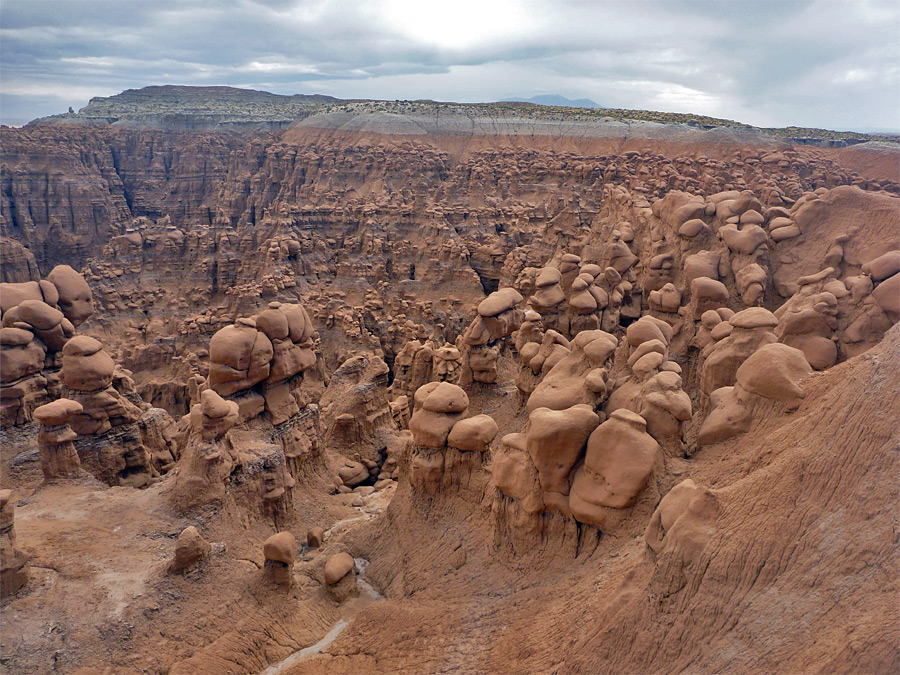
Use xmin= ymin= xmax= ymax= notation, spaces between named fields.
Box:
xmin=494 ymin=324 xmax=666 ymax=532
xmin=528 ymin=267 xmax=568 ymax=335
xmin=698 ymin=343 xmax=812 ymax=446
xmin=0 ymin=264 xmax=93 ymax=425
xmin=407 ymin=382 xmax=498 ymax=497
xmin=699 ymin=308 xmax=780 ymax=399
xmin=772 ymin=249 xmax=900 ymax=365
xmin=169 ymin=302 xmax=321 ymax=524
xmin=520 ymin=255 xmax=635 ymax=341
xmin=458 ymin=287 xmax=523 ymax=385
xmin=33 ymin=398 xmax=83 ymax=481
xmin=171 ymin=387 xmax=297 ymax=527
xmin=208 ymin=301 xmax=317 ymax=426
xmin=0 ymin=321 xmax=51 ymax=425
xmin=605 ymin=316 xmax=692 ymax=456
xmin=61 ymin=336 xmax=160 ymax=488
xmin=206 ymin=301 xmax=321 ymax=472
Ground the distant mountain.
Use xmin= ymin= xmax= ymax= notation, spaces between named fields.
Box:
xmin=502 ymin=94 xmax=602 ymax=109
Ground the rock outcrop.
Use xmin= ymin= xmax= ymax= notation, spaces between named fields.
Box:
xmin=0 ymin=490 xmax=29 ymax=598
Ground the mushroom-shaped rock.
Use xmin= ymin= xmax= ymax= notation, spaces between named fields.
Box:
xmin=192 ymin=388 xmax=240 ymax=442
xmin=422 ymin=382 xmax=468 ymax=413
xmin=264 ymin=531 xmax=296 ymax=586
xmin=263 ymin=531 xmax=296 ymax=565
xmin=324 ymin=552 xmax=355 ymax=585
xmin=448 ymin=414 xmax=499 ymax=451
xmin=33 ymin=398 xmax=82 ymax=426
xmin=409 ymin=382 xmax=469 ymax=448
xmin=569 ymin=409 xmax=659 ymax=527
xmin=568 ymin=289 xmax=598 ymax=313
xmin=535 ymin=267 xmax=562 ymax=287
xmin=626 ymin=315 xmax=671 ymax=347
xmin=34 ymin=398 xmax=83 ymax=480
xmin=168 ymin=526 xmax=211 ymax=574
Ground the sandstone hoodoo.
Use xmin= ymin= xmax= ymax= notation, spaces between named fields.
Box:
xmin=0 ymin=86 xmax=898 ymax=675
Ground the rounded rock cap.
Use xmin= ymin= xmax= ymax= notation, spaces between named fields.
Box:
xmin=201 ymin=388 xmax=237 ymax=418
xmin=535 ymin=267 xmax=562 ymax=287
xmin=422 ymin=382 xmax=469 ymax=413
xmin=477 ymin=287 xmax=523 ymax=317
xmin=62 ymin=335 xmax=103 ymax=357
xmin=0 ymin=327 xmax=34 ymax=346
xmin=18 ymin=300 xmax=64 ymax=330
xmin=609 ymin=408 xmax=648 ymax=428
xmin=729 ymin=307 xmax=778 ymax=329
xmin=33 ymin=398 xmax=83 ymax=425
xmin=413 ymin=381 xmax=442 ymax=409
xmin=263 ymin=531 xmax=296 ymax=565
xmin=448 ymin=414 xmax=499 ymax=451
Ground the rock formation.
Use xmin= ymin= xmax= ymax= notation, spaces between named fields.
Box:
xmin=263 ymin=531 xmax=296 ymax=586
xmin=33 ymin=398 xmax=83 ymax=480
xmin=0 ymin=490 xmax=29 ymax=598
xmin=168 ymin=526 xmax=212 ymax=574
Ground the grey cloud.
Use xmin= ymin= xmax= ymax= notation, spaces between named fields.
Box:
xmin=1 ymin=0 xmax=897 ymax=130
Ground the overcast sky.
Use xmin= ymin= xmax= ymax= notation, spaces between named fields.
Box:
xmin=2 ymin=0 xmax=898 ymax=130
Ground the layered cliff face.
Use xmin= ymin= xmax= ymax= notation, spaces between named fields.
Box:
xmin=4 ymin=116 xmax=896 ymax=402
xmin=1 ymin=103 xmax=898 ymax=675
xmin=0 ymin=126 xmax=243 ymax=273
